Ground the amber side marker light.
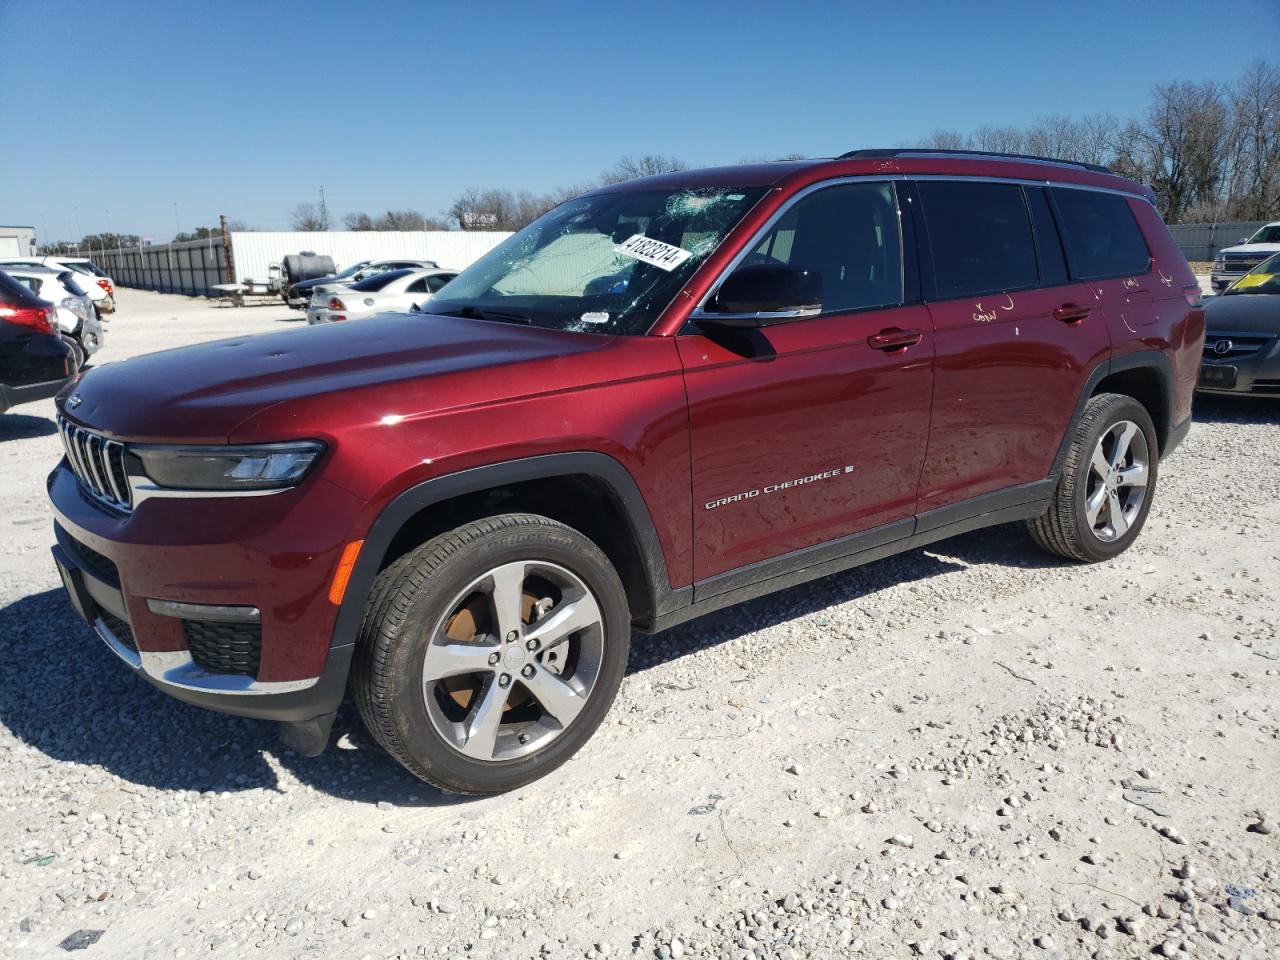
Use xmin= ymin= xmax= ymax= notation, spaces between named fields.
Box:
xmin=328 ymin=540 xmax=364 ymax=605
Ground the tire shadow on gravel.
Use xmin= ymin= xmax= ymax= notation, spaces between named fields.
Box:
xmin=1192 ymin=395 xmax=1280 ymax=424
xmin=0 ymin=589 xmax=467 ymax=806
xmin=0 ymin=414 xmax=57 ymax=442
xmin=632 ymin=521 xmax=1074 ymax=675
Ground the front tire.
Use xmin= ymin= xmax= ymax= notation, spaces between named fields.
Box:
xmin=60 ymin=335 xmax=86 ymax=371
xmin=1027 ymin=393 xmax=1158 ymax=563
xmin=352 ymin=514 xmax=631 ymax=794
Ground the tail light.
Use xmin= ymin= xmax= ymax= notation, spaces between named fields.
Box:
xmin=0 ymin=304 xmax=57 ymax=334
xmin=328 ymin=297 xmax=345 ymax=311
xmin=97 ymin=278 xmax=113 ymax=297
xmin=1183 ymin=285 xmax=1203 ymax=308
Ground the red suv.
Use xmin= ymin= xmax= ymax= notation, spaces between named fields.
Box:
xmin=49 ymin=150 xmax=1204 ymax=794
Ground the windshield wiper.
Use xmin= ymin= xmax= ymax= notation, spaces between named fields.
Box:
xmin=434 ymin=305 xmax=532 ymax=325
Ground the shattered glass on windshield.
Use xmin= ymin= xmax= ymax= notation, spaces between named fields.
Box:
xmin=428 ymin=187 xmax=766 ymax=335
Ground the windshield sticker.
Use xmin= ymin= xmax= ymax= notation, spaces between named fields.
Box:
xmin=615 ymin=234 xmax=693 ymax=272
xmin=580 ymin=311 xmax=610 ymax=324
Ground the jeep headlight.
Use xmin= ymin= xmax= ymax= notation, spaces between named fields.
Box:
xmin=132 ymin=441 xmax=325 ymax=491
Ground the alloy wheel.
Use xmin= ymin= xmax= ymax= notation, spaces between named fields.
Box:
xmin=421 ymin=560 xmax=605 ymax=762
xmin=1085 ymin=419 xmax=1149 ymax=543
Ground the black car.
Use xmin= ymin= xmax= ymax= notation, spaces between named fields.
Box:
xmin=0 ymin=270 xmax=75 ymax=415
xmin=1198 ymin=252 xmax=1280 ymax=398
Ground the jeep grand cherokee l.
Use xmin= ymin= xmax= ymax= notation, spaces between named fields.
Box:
xmin=48 ymin=149 xmax=1204 ymax=795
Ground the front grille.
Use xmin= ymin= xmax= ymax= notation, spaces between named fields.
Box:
xmin=1223 ymin=254 xmax=1267 ymax=271
xmin=184 ymin=620 xmax=262 ymax=678
xmin=1202 ymin=334 xmax=1272 ymax=361
xmin=99 ymin=611 xmax=138 ymax=652
xmin=57 ymin=415 xmax=132 ymax=511
xmin=1252 ymin=379 xmax=1280 ymax=394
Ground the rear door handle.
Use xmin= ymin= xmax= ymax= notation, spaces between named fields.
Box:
xmin=867 ymin=328 xmax=924 ymax=351
xmin=1053 ymin=303 xmax=1092 ymax=324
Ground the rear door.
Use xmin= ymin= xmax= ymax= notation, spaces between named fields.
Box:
xmin=678 ymin=180 xmax=933 ymax=587
xmin=913 ymin=179 xmax=1110 ymax=515
xmin=1048 ymin=186 xmax=1158 ymax=339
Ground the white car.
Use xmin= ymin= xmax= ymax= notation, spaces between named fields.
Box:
xmin=1211 ymin=222 xmax=1280 ymax=292
xmin=306 ymin=267 xmax=457 ymax=325
xmin=0 ymin=256 xmax=116 ymax=315
xmin=1 ymin=266 xmax=103 ymax=367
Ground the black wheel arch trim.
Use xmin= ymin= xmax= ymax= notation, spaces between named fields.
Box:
xmin=330 ymin=452 xmax=679 ymax=651
xmin=1050 ymin=350 xmax=1176 ymax=477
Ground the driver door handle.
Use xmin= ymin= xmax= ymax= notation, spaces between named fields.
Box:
xmin=868 ymin=328 xmax=924 ymax=351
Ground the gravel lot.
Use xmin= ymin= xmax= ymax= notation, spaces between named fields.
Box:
xmin=2 ymin=290 xmax=1278 ymax=959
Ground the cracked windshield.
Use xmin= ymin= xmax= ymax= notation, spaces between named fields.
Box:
xmin=428 ymin=187 xmax=766 ymax=334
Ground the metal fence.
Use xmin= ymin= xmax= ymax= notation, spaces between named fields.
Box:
xmin=89 ymin=230 xmax=512 ymax=297
xmin=93 ymin=237 xmax=231 ymax=296
xmin=1166 ymin=221 xmax=1269 ymax=262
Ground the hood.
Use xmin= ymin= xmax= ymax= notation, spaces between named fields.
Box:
xmin=1204 ymin=292 xmax=1280 ymax=335
xmin=1218 ymin=242 xmax=1280 ymax=257
xmin=58 ymin=313 xmax=610 ymax=442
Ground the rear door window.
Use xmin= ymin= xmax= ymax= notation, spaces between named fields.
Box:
xmin=427 ymin=273 xmax=455 ymax=292
xmin=917 ymin=181 xmax=1038 ymax=299
xmin=1049 ymin=188 xmax=1151 ymax=280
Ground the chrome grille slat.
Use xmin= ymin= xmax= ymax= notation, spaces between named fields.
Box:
xmin=56 ymin=415 xmax=133 ymax=512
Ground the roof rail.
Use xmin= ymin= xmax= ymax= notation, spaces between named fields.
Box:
xmin=837 ymin=148 xmax=1112 ymax=175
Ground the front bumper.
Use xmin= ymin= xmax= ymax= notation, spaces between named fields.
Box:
xmin=46 ymin=457 xmax=368 ymax=738
xmin=1196 ymin=340 xmax=1280 ymax=397
xmin=0 ymin=373 xmax=73 ymax=414
xmin=52 ymin=539 xmax=352 ymax=719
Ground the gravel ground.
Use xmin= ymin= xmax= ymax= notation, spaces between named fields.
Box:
xmin=1 ymin=290 xmax=1278 ymax=959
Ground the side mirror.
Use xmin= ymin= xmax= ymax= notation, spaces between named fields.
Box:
xmin=1238 ymin=237 xmax=1250 ymax=244
xmin=698 ymin=264 xmax=822 ymax=328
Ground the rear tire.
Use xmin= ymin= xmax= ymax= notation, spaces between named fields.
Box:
xmin=1027 ymin=393 xmax=1158 ymax=563
xmin=352 ymin=513 xmax=630 ymax=795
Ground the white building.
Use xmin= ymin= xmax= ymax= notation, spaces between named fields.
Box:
xmin=0 ymin=225 xmax=37 ymax=257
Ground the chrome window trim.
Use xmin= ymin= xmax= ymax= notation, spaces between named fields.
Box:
xmin=686 ymin=173 xmax=1153 ymax=322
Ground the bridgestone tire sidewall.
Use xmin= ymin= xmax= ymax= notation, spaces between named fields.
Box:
xmin=371 ymin=520 xmax=630 ymax=794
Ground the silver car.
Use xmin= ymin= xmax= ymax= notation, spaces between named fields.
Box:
xmin=306 ymin=267 xmax=457 ymax=325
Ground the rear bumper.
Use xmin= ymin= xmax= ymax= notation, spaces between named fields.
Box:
xmin=0 ymin=373 xmax=73 ymax=414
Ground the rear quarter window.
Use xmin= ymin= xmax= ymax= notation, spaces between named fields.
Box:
xmin=1049 ymin=188 xmax=1151 ymax=280
xmin=917 ymin=181 xmax=1038 ymax=299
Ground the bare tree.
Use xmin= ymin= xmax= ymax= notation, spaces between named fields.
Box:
xmin=1224 ymin=61 xmax=1280 ymax=219
xmin=290 ymin=201 xmax=330 ymax=231
xmin=600 ymin=154 xmax=687 ymax=184
xmin=343 ymin=211 xmax=376 ymax=231
xmin=918 ymin=130 xmax=971 ymax=150
xmin=972 ymin=125 xmax=1026 ymax=154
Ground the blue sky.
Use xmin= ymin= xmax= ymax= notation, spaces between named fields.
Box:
xmin=2 ymin=0 xmax=1277 ymax=242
